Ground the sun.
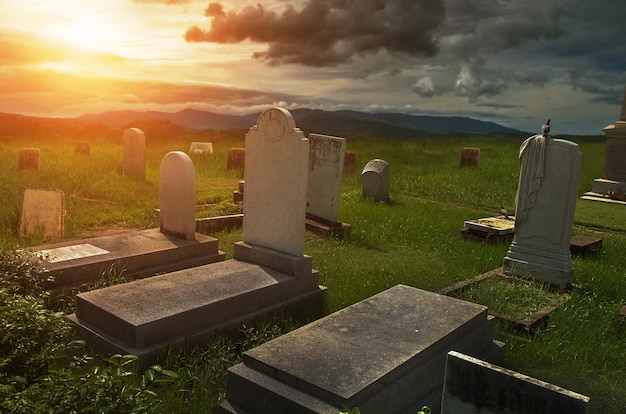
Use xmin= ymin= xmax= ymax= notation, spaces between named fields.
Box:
xmin=43 ymin=19 xmax=122 ymax=52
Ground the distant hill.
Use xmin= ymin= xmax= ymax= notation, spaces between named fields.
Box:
xmin=0 ymin=108 xmax=524 ymax=140
xmin=74 ymin=108 xmax=524 ymax=137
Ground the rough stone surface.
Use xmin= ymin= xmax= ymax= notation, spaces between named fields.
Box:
xmin=221 ymin=285 xmax=505 ymax=414
xmin=361 ymin=158 xmax=389 ymax=202
xmin=159 ymin=151 xmax=196 ymax=240
xmin=503 ymin=137 xmax=582 ymax=287
xmin=306 ymin=133 xmax=346 ymax=222
xmin=442 ymin=351 xmax=590 ymax=414
xmin=19 ymin=189 xmax=64 ymax=240
xmin=18 ymin=148 xmax=40 ymax=170
xmin=123 ymin=128 xmax=146 ymax=180
xmin=242 ymin=108 xmax=309 ymax=257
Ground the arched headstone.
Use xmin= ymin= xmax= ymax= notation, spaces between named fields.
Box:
xmin=241 ymin=107 xmax=308 ymax=257
xmin=361 ymin=159 xmax=389 ymax=202
xmin=159 ymin=151 xmax=196 ymax=240
xmin=123 ymin=128 xmax=146 ymax=180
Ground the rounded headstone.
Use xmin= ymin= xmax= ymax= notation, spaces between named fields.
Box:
xmin=159 ymin=151 xmax=196 ymax=240
xmin=361 ymin=158 xmax=390 ymax=202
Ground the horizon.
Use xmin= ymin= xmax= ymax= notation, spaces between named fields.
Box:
xmin=1 ymin=1 xmax=625 ymax=135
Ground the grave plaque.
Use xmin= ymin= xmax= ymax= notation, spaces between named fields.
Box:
xmin=189 ymin=142 xmax=213 ymax=155
xmin=18 ymin=148 xmax=40 ymax=170
xmin=159 ymin=151 xmax=196 ymax=240
xmin=503 ymin=135 xmax=582 ymax=287
xmin=361 ymin=158 xmax=389 ymax=202
xmin=19 ymin=189 xmax=65 ymax=239
xmin=123 ymin=128 xmax=146 ymax=180
xmin=241 ymin=108 xmax=309 ymax=257
xmin=307 ymin=133 xmax=346 ymax=223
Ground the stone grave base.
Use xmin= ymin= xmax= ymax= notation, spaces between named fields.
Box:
xmin=503 ymin=242 xmax=573 ymax=288
xmin=219 ymin=285 xmax=505 ymax=414
xmin=442 ymin=351 xmax=590 ymax=414
xmin=68 ymin=258 xmax=325 ymax=366
xmin=305 ymin=213 xmax=351 ymax=237
xmin=33 ymin=228 xmax=225 ymax=295
xmin=461 ymin=216 xmax=514 ymax=243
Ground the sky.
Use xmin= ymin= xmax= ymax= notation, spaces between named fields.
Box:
xmin=1 ymin=0 xmax=625 ymax=135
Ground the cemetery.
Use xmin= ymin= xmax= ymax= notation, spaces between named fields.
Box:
xmin=0 ymin=105 xmax=625 ymax=413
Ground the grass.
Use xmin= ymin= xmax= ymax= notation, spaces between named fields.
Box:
xmin=0 ymin=128 xmax=624 ymax=413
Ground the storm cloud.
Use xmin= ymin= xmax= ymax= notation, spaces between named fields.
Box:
xmin=184 ymin=0 xmax=446 ymax=66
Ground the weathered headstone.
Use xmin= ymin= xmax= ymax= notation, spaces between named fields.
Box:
xmin=460 ymin=147 xmax=480 ymax=168
xmin=442 ymin=351 xmax=590 ymax=414
xmin=19 ymin=189 xmax=65 ymax=239
xmin=226 ymin=148 xmax=245 ymax=170
xmin=503 ymin=134 xmax=583 ymax=287
xmin=361 ymin=158 xmax=389 ymax=202
xmin=233 ymin=180 xmax=244 ymax=203
xmin=307 ymin=133 xmax=346 ymax=223
xmin=159 ymin=151 xmax=196 ymax=240
xmin=18 ymin=148 xmax=40 ymax=170
xmin=75 ymin=141 xmax=91 ymax=156
xmin=189 ymin=142 xmax=213 ymax=155
xmin=589 ymin=86 xmax=626 ymax=199
xmin=123 ymin=128 xmax=146 ymax=180
xmin=239 ymin=107 xmax=309 ymax=257
xmin=344 ymin=151 xmax=357 ymax=176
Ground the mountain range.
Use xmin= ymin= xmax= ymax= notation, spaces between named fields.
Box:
xmin=74 ymin=108 xmax=525 ymax=137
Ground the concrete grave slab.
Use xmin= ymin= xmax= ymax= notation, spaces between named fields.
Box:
xmin=442 ymin=351 xmax=590 ymax=414
xmin=220 ymin=285 xmax=505 ymax=414
xmin=34 ymin=228 xmax=225 ymax=294
xmin=19 ymin=189 xmax=65 ymax=240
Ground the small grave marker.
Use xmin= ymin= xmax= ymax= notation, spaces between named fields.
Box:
xmin=361 ymin=158 xmax=389 ymax=202
xmin=226 ymin=148 xmax=245 ymax=170
xmin=460 ymin=147 xmax=480 ymax=168
xmin=18 ymin=148 xmax=40 ymax=170
xmin=344 ymin=151 xmax=356 ymax=176
xmin=159 ymin=151 xmax=196 ymax=240
xmin=123 ymin=128 xmax=146 ymax=180
xmin=189 ymin=142 xmax=213 ymax=155
xmin=19 ymin=189 xmax=65 ymax=239
xmin=75 ymin=141 xmax=91 ymax=156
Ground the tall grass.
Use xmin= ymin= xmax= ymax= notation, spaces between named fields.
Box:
xmin=0 ymin=129 xmax=623 ymax=413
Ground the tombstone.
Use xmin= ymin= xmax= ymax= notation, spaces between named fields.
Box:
xmin=306 ymin=133 xmax=346 ymax=223
xmin=590 ymin=86 xmax=626 ymax=198
xmin=226 ymin=148 xmax=245 ymax=170
xmin=344 ymin=151 xmax=357 ymax=176
xmin=460 ymin=147 xmax=480 ymax=168
xmin=18 ymin=148 xmax=40 ymax=170
xmin=503 ymin=134 xmax=583 ymax=287
xmin=159 ymin=151 xmax=196 ymax=240
xmin=233 ymin=180 xmax=244 ymax=203
xmin=219 ymin=285 xmax=505 ymax=414
xmin=442 ymin=351 xmax=590 ymax=414
xmin=19 ymin=189 xmax=65 ymax=239
xmin=189 ymin=142 xmax=213 ymax=155
xmin=239 ymin=107 xmax=309 ymax=257
xmin=123 ymin=128 xmax=146 ymax=180
xmin=74 ymin=141 xmax=91 ymax=156
xmin=361 ymin=158 xmax=389 ymax=202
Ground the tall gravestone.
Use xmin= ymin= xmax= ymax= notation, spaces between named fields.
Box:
xmin=19 ymin=189 xmax=65 ymax=239
xmin=590 ymin=86 xmax=626 ymax=198
xmin=307 ymin=133 xmax=346 ymax=223
xmin=123 ymin=128 xmax=146 ymax=180
xmin=361 ymin=158 xmax=389 ymax=202
xmin=503 ymin=134 xmax=583 ymax=287
xmin=239 ymin=107 xmax=309 ymax=257
xmin=159 ymin=151 xmax=196 ymax=240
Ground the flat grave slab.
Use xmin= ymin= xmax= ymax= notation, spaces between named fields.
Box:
xmin=220 ymin=284 xmax=505 ymax=414
xmin=69 ymin=259 xmax=324 ymax=363
xmin=33 ymin=228 xmax=225 ymax=293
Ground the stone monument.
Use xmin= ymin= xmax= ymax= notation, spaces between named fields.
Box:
xmin=503 ymin=128 xmax=583 ymax=287
xmin=123 ymin=128 xmax=146 ymax=180
xmin=19 ymin=189 xmax=65 ymax=240
xmin=588 ymin=86 xmax=626 ymax=200
xmin=361 ymin=158 xmax=389 ymax=202
xmin=159 ymin=151 xmax=196 ymax=240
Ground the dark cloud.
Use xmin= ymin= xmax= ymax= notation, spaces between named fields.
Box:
xmin=184 ymin=0 xmax=445 ymax=66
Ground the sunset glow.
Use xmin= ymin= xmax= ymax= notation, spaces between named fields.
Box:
xmin=1 ymin=0 xmax=625 ymax=134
